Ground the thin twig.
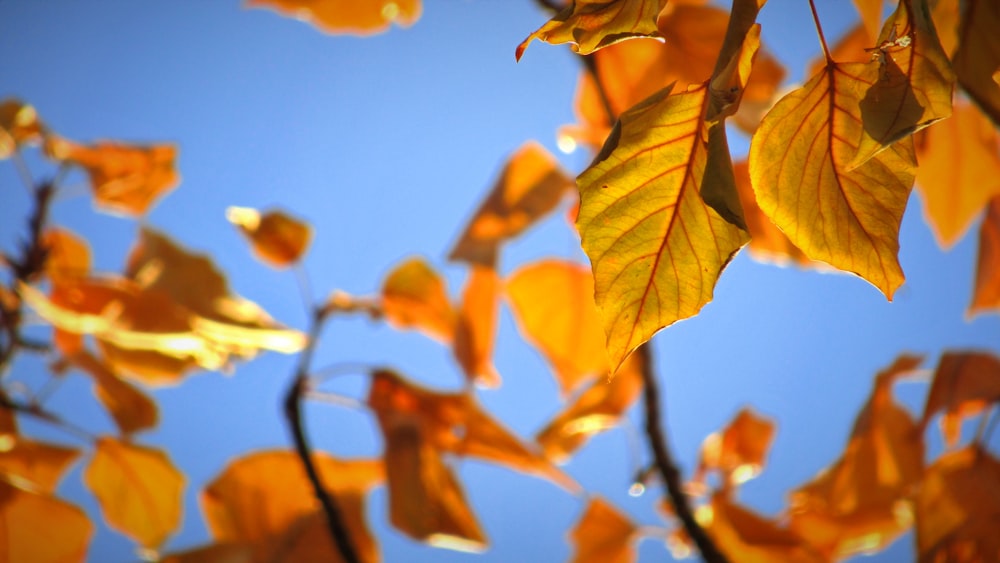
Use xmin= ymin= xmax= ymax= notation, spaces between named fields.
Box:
xmin=284 ymin=305 xmax=361 ymax=563
xmin=638 ymin=345 xmax=729 ymax=563
xmin=0 ymin=390 xmax=96 ymax=442
xmin=807 ymin=0 xmax=832 ymax=62
xmin=579 ymin=55 xmax=617 ymax=127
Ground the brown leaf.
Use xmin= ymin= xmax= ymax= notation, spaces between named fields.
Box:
xmin=0 ymin=99 xmax=45 ymax=159
xmin=733 ymin=160 xmax=812 ymax=266
xmin=952 ymin=0 xmax=1000 ymax=126
xmin=567 ymin=497 xmax=638 ymax=563
xmin=226 ymin=207 xmax=312 ymax=269
xmin=0 ymin=438 xmax=80 ymax=493
xmin=693 ymin=407 xmax=775 ymax=492
xmin=505 ymin=260 xmax=609 ymax=394
xmin=46 ymin=136 xmax=179 ymax=216
xmin=920 ymin=351 xmax=1000 ymax=446
xmin=703 ymin=493 xmax=825 ymax=563
xmin=245 ymin=0 xmax=421 ymax=36
xmin=64 ymin=350 xmax=159 ymax=435
xmin=0 ymin=480 xmax=92 ymax=563
xmin=516 ymin=0 xmax=667 ymax=60
xmin=448 ymin=142 xmax=572 ymax=266
xmin=380 ymin=256 xmax=456 ymax=343
xmin=453 ymin=265 xmax=501 ymax=388
xmin=915 ymin=446 xmax=1000 ymax=562
xmin=970 ymin=197 xmax=1000 ymax=316
xmin=83 ymin=436 xmax=184 ymax=548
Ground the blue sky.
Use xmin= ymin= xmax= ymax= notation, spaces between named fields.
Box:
xmin=2 ymin=1 xmax=999 ymax=561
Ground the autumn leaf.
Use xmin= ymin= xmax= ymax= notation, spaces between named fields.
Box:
xmin=692 ymin=407 xmax=775 ymax=493
xmin=0 ymin=99 xmax=45 ymax=159
xmin=0 ymin=438 xmax=80 ymax=493
xmin=535 ymin=347 xmax=643 ymax=464
xmin=46 ymin=136 xmax=179 ymax=217
xmin=920 ymin=351 xmax=1000 ymax=446
xmin=701 ymin=493 xmax=825 ymax=563
xmin=516 ymin=0 xmax=667 ymax=61
xmin=733 ymin=160 xmax=812 ymax=266
xmin=567 ymin=497 xmax=638 ymax=563
xmin=448 ymin=141 xmax=573 ymax=266
xmin=246 ymin=0 xmax=421 ymax=36
xmin=42 ymin=227 xmax=91 ymax=283
xmin=380 ymin=256 xmax=456 ymax=343
xmin=970 ymin=197 xmax=1000 ymax=316
xmin=0 ymin=480 xmax=93 ymax=563
xmin=787 ymin=355 xmax=924 ymax=559
xmin=852 ymin=0 xmax=883 ymax=45
xmin=505 ymin=260 xmax=609 ymax=394
xmin=226 ymin=207 xmax=312 ymax=269
xmin=914 ymin=445 xmax=1000 ymax=561
xmin=453 ymin=265 xmax=501 ymax=388
xmin=952 ymin=0 xmax=1000 ymax=125
xmin=63 ymin=350 xmax=159 ymax=435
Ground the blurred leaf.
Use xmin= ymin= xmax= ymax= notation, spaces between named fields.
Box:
xmin=42 ymin=227 xmax=90 ymax=283
xmin=246 ymin=0 xmax=421 ymax=36
xmin=0 ymin=480 xmax=92 ymax=563
xmin=46 ymin=136 xmax=179 ymax=216
xmin=453 ymin=265 xmax=501 ymax=388
xmin=852 ymin=0 xmax=883 ymax=44
xmin=161 ymin=543 xmax=254 ymax=563
xmin=733 ymin=160 xmax=812 ymax=266
xmin=0 ymin=98 xmax=45 ymax=158
xmin=64 ymin=350 xmax=159 ymax=436
xmin=920 ymin=351 xmax=1000 ymax=446
xmin=567 ymin=497 xmax=638 ymax=563
xmin=516 ymin=0 xmax=667 ymax=60
xmin=380 ymin=256 xmax=456 ymax=343
xmin=693 ymin=407 xmax=775 ymax=492
xmin=84 ymin=436 xmax=184 ymax=548
xmin=704 ymin=493 xmax=825 ymax=562
xmin=952 ymin=0 xmax=1000 ymax=125
xmin=0 ymin=438 xmax=80 ymax=493
xmin=970 ymin=197 xmax=1000 ymax=316
xmin=448 ymin=142 xmax=572 ymax=266
xmin=226 ymin=207 xmax=312 ymax=269
xmin=505 ymin=260 xmax=609 ymax=394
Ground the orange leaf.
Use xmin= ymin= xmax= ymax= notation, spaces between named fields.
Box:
xmin=952 ymin=0 xmax=1000 ymax=125
xmin=0 ymin=480 xmax=92 ymax=563
xmin=380 ymin=256 xmax=456 ymax=343
xmin=567 ymin=497 xmax=638 ymax=563
xmin=160 ymin=543 xmax=253 ymax=563
xmin=920 ymin=351 xmax=1000 ymax=446
xmin=787 ymin=355 xmax=924 ymax=559
xmin=42 ymin=227 xmax=91 ymax=283
xmin=0 ymin=99 xmax=45 ymax=159
xmin=46 ymin=136 xmax=179 ymax=216
xmin=733 ymin=160 xmax=812 ymax=266
xmin=516 ymin=0 xmax=667 ymax=60
xmin=916 ymin=100 xmax=1000 ymax=248
xmin=453 ymin=265 xmax=501 ymax=388
xmin=83 ymin=436 xmax=184 ymax=548
xmin=448 ymin=141 xmax=572 ymax=266
xmin=915 ymin=446 xmax=1000 ymax=561
xmin=969 ymin=197 xmax=1000 ymax=316
xmin=535 ymin=347 xmax=644 ymax=464
xmin=693 ymin=407 xmax=775 ymax=492
xmin=505 ymin=260 xmax=609 ymax=394
xmin=0 ymin=438 xmax=80 ymax=493
xmin=749 ymin=60 xmax=918 ymax=299
xmin=852 ymin=0 xmax=883 ymax=45
xmin=245 ymin=0 xmax=421 ymax=36
xmin=226 ymin=207 xmax=312 ymax=269
xmin=64 ymin=350 xmax=159 ymax=436
xmin=703 ymin=493 xmax=824 ymax=563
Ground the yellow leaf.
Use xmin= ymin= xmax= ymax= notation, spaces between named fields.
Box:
xmin=952 ymin=0 xmax=1000 ymax=125
xmin=920 ymin=351 xmax=1000 ymax=446
xmin=449 ymin=142 xmax=572 ymax=266
xmin=380 ymin=256 xmax=456 ymax=343
xmin=226 ymin=207 xmax=312 ymax=269
xmin=567 ymin=497 xmax=638 ymax=563
xmin=916 ymin=100 xmax=1000 ymax=248
xmin=42 ymin=227 xmax=91 ymax=283
xmin=0 ymin=98 xmax=45 ymax=159
xmin=703 ymin=493 xmax=825 ymax=563
xmin=535 ymin=348 xmax=644 ymax=464
xmin=915 ymin=446 xmax=1000 ymax=562
xmin=84 ymin=436 xmax=184 ymax=548
xmin=733 ymin=160 xmax=813 ymax=266
xmin=749 ymin=60 xmax=918 ymax=299
xmin=0 ymin=480 xmax=92 ymax=563
xmin=693 ymin=407 xmax=775 ymax=492
xmin=970 ymin=197 xmax=1000 ymax=316
xmin=46 ymin=136 xmax=179 ymax=217
xmin=0 ymin=439 xmax=80 ymax=493
xmin=453 ymin=265 xmax=501 ymax=388
xmin=516 ymin=0 xmax=667 ymax=60
xmin=505 ymin=260 xmax=609 ymax=394
xmin=245 ymin=0 xmax=421 ymax=36
xmin=64 ymin=350 xmax=159 ymax=436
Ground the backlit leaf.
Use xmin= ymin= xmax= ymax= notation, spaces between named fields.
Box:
xmin=453 ymin=266 xmax=501 ymax=388
xmin=920 ymin=351 xmax=1000 ymax=446
xmin=516 ymin=0 xmax=667 ymax=61
xmin=226 ymin=207 xmax=312 ymax=269
xmin=787 ymin=355 xmax=924 ymax=559
xmin=733 ymin=160 xmax=812 ymax=266
xmin=916 ymin=100 xmax=1000 ymax=248
xmin=0 ymin=439 xmax=79 ymax=493
xmin=952 ymin=0 xmax=1000 ymax=125
xmin=852 ymin=0 xmax=883 ymax=44
xmin=449 ymin=142 xmax=572 ymax=266
xmin=749 ymin=58 xmax=918 ymax=299
xmin=915 ymin=446 xmax=1000 ymax=561
xmin=693 ymin=407 xmax=775 ymax=492
xmin=505 ymin=260 xmax=609 ymax=394
xmin=84 ymin=436 xmax=184 ymax=548
xmin=246 ymin=0 xmax=421 ymax=36
xmin=970 ymin=197 xmax=1000 ymax=316
xmin=64 ymin=350 xmax=159 ymax=436
xmin=46 ymin=136 xmax=179 ymax=217
xmin=567 ymin=497 xmax=638 ymax=563
xmin=703 ymin=493 xmax=825 ymax=563
xmin=42 ymin=227 xmax=90 ymax=283
xmin=380 ymin=256 xmax=456 ymax=343
xmin=0 ymin=480 xmax=92 ymax=563
xmin=0 ymin=99 xmax=45 ymax=159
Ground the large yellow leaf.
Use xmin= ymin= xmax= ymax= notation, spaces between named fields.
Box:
xmin=916 ymin=100 xmax=1000 ymax=248
xmin=692 ymin=407 xmax=775 ymax=493
xmin=245 ymin=0 xmax=421 ymax=36
xmin=64 ymin=350 xmax=159 ymax=436
xmin=576 ymin=21 xmax=761 ymax=370
xmin=226 ymin=207 xmax=312 ymax=269
xmin=749 ymin=60 xmax=918 ymax=299
xmin=449 ymin=142 xmax=572 ymax=266
xmin=83 ymin=437 xmax=184 ymax=548
xmin=505 ymin=260 xmax=609 ymax=394
xmin=516 ymin=0 xmax=667 ymax=61
xmin=0 ymin=480 xmax=92 ymax=563
xmin=567 ymin=497 xmax=638 ymax=563
xmin=915 ymin=446 xmax=1000 ymax=561
xmin=0 ymin=98 xmax=45 ymax=159
xmin=0 ymin=439 xmax=80 ymax=493
xmin=970 ymin=197 xmax=1000 ymax=316
xmin=453 ymin=265 xmax=501 ymax=388
xmin=920 ymin=351 xmax=1000 ymax=446
xmin=703 ymin=493 xmax=824 ymax=563
xmin=952 ymin=0 xmax=1000 ymax=125
xmin=380 ymin=256 xmax=456 ymax=343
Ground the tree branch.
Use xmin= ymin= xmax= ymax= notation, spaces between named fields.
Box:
xmin=638 ymin=344 xmax=729 ymax=563
xmin=284 ymin=305 xmax=361 ymax=563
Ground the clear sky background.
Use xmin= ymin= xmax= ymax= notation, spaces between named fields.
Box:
xmin=2 ymin=1 xmax=999 ymax=562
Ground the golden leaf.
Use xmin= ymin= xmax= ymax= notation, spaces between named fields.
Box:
xmin=449 ymin=142 xmax=572 ymax=266
xmin=703 ymin=493 xmax=824 ymax=562
xmin=380 ymin=256 xmax=456 ymax=343
xmin=970 ymin=197 xmax=1000 ymax=316
xmin=0 ymin=480 xmax=92 ymax=563
xmin=0 ymin=99 xmax=45 ymax=159
xmin=693 ymin=407 xmax=775 ymax=492
xmin=920 ymin=351 xmax=1000 ymax=446
xmin=516 ymin=0 xmax=667 ymax=60
xmin=226 ymin=207 xmax=312 ymax=269
xmin=83 ymin=437 xmax=184 ymax=548
xmin=64 ymin=350 xmax=159 ymax=436
xmin=567 ymin=497 xmax=638 ymax=563
xmin=952 ymin=0 xmax=1000 ymax=125
xmin=46 ymin=136 xmax=179 ymax=217
xmin=42 ymin=227 xmax=91 ymax=283
xmin=453 ymin=266 xmax=501 ymax=388
xmin=0 ymin=438 xmax=80 ymax=493
xmin=246 ymin=0 xmax=421 ymax=36
xmin=505 ymin=260 xmax=609 ymax=394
